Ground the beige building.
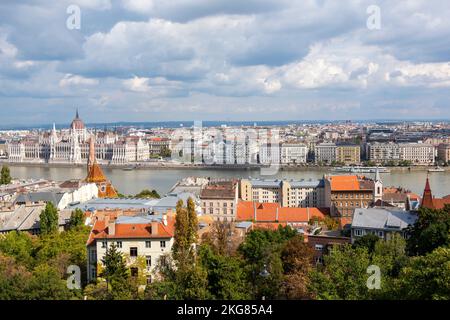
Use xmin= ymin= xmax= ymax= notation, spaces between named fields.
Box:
xmin=336 ymin=143 xmax=361 ymax=165
xmin=200 ymin=180 xmax=239 ymax=222
xmin=240 ymin=178 xmax=325 ymax=208
xmin=438 ymin=144 xmax=450 ymax=164
xmin=86 ymin=214 xmax=174 ymax=284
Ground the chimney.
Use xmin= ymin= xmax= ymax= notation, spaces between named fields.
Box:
xmin=108 ymin=221 xmax=115 ymax=236
xmin=151 ymin=221 xmax=159 ymax=235
xmin=253 ymin=202 xmax=257 ymax=222
xmin=275 ymin=206 xmax=279 ymax=222
xmin=307 ymin=208 xmax=310 ymax=222
xmin=162 ymin=214 xmax=168 ymax=226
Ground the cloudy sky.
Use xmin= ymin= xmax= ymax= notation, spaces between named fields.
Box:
xmin=1 ymin=0 xmax=450 ymax=126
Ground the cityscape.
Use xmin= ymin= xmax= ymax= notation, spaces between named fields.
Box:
xmin=0 ymin=0 xmax=449 ymax=310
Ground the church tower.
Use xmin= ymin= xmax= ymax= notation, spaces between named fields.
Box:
xmin=85 ymin=135 xmax=118 ymax=198
xmin=374 ymin=168 xmax=383 ymax=201
xmin=421 ymin=176 xmax=435 ymax=209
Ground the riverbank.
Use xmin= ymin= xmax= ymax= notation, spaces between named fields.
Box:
xmin=1 ymin=159 xmax=448 ymax=172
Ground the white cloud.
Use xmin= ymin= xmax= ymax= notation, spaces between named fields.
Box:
xmin=121 ymin=0 xmax=154 ymax=13
xmin=123 ymin=76 xmax=151 ymax=92
xmin=59 ymin=74 xmax=99 ymax=87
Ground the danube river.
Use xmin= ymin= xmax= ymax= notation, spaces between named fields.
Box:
xmin=7 ymin=165 xmax=450 ymax=198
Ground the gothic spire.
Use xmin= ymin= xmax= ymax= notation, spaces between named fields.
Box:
xmin=421 ymin=175 xmax=435 ymax=209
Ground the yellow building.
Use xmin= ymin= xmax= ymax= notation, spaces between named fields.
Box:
xmin=336 ymin=143 xmax=361 ymax=165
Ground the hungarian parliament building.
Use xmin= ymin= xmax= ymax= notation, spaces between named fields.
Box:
xmin=7 ymin=111 xmax=151 ymax=164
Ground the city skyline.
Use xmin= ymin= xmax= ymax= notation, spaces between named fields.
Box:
xmin=1 ymin=1 xmax=450 ymax=126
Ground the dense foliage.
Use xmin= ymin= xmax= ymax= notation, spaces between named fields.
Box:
xmin=0 ymin=205 xmax=448 ymax=300
xmin=0 ymin=165 xmax=11 ymax=185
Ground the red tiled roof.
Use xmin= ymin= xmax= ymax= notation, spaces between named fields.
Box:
xmin=236 ymin=201 xmax=328 ymax=223
xmin=87 ymin=216 xmax=175 ymax=246
xmin=329 ymin=175 xmax=360 ymax=191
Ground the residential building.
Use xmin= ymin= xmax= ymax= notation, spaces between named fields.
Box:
xmin=200 ymin=180 xmax=239 ymax=221
xmin=0 ymin=203 xmax=72 ymax=234
xmin=305 ymin=234 xmax=351 ymax=265
xmin=336 ymin=143 xmax=361 ymax=165
xmin=236 ymin=201 xmax=329 ymax=229
xmin=315 ymin=143 xmax=337 ymax=164
xmin=240 ymin=179 xmax=283 ymax=204
xmin=438 ymin=143 xmax=450 ymax=164
xmin=240 ymin=178 xmax=325 ymax=208
xmin=280 ymin=143 xmax=308 ymax=164
xmin=14 ymin=181 xmax=98 ymax=210
xmin=283 ymin=179 xmax=325 ymax=208
xmin=324 ymin=174 xmax=382 ymax=226
xmin=86 ymin=214 xmax=174 ymax=283
xmin=351 ymin=208 xmax=418 ymax=243
xmin=399 ymin=143 xmax=435 ymax=165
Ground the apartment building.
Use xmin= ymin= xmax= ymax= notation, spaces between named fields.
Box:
xmin=200 ymin=180 xmax=239 ymax=222
xmin=367 ymin=142 xmax=435 ymax=165
xmin=335 ymin=143 xmax=361 ymax=165
xmin=284 ymin=179 xmax=325 ymax=208
xmin=315 ymin=143 xmax=337 ymax=164
xmin=367 ymin=142 xmax=401 ymax=164
xmin=240 ymin=178 xmax=325 ymax=208
xmin=400 ymin=143 xmax=435 ymax=165
xmin=240 ymin=179 xmax=283 ymax=204
xmin=86 ymin=214 xmax=174 ymax=283
xmin=324 ymin=175 xmax=383 ymax=226
xmin=280 ymin=143 xmax=308 ymax=164
xmin=351 ymin=208 xmax=418 ymax=243
xmin=438 ymin=143 xmax=450 ymax=164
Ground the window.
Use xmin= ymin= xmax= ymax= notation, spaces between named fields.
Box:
xmin=160 ymin=241 xmax=166 ymax=248
xmin=146 ymin=256 xmax=152 ymax=268
xmin=145 ymin=241 xmax=151 ymax=248
xmin=354 ymin=229 xmax=363 ymax=236
xmin=91 ymin=267 xmax=96 ymax=279
xmin=130 ymin=247 xmax=138 ymax=257
xmin=160 ymin=256 xmax=167 ymax=266
xmin=130 ymin=267 xmax=138 ymax=277
xmin=146 ymin=276 xmax=152 ymax=285
xmin=90 ymin=250 xmax=97 ymax=262
xmin=116 ymin=241 xmax=122 ymax=248
xmin=101 ymin=241 xmax=107 ymax=248
xmin=315 ymin=244 xmax=324 ymax=251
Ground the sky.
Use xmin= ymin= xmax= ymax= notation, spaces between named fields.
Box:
xmin=0 ymin=0 xmax=450 ymax=126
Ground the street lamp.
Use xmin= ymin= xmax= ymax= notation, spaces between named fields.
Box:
xmin=259 ymin=264 xmax=270 ymax=300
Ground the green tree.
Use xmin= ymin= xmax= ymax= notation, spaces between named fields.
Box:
xmin=186 ymin=197 xmax=198 ymax=245
xmin=0 ymin=254 xmax=32 ymax=299
xmin=0 ymin=231 xmax=36 ymax=268
xmin=100 ymin=243 xmax=133 ymax=299
xmin=353 ymin=234 xmax=380 ymax=254
xmin=0 ymin=165 xmax=12 ymax=185
xmin=35 ymin=227 xmax=90 ymax=284
xmin=406 ymin=206 xmax=450 ymax=256
xmin=394 ymin=247 xmax=450 ymax=300
xmin=134 ymin=189 xmax=160 ymax=199
xmin=308 ymin=244 xmax=371 ymax=300
xmin=69 ymin=208 xmax=85 ymax=229
xmin=238 ymin=226 xmax=297 ymax=299
xmin=26 ymin=264 xmax=75 ymax=300
xmin=199 ymin=245 xmax=251 ymax=299
xmin=39 ymin=202 xmax=59 ymax=235
xmin=173 ymin=199 xmax=195 ymax=267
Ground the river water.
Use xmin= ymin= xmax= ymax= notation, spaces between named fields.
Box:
xmin=7 ymin=166 xmax=450 ymax=198
xmin=5 ymin=166 xmax=450 ymax=197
